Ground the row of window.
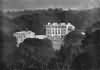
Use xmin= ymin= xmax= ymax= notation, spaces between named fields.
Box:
xmin=46 ymin=26 xmax=67 ymax=34
xmin=46 ymin=26 xmax=67 ymax=40
xmin=46 ymin=29 xmax=66 ymax=35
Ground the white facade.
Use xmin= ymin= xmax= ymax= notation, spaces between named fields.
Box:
xmin=46 ymin=22 xmax=75 ymax=41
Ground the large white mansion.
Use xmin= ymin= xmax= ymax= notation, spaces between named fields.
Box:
xmin=46 ymin=22 xmax=75 ymax=41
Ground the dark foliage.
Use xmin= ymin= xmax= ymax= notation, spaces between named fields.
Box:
xmin=71 ymin=52 xmax=92 ymax=70
xmin=72 ymin=30 xmax=100 ymax=70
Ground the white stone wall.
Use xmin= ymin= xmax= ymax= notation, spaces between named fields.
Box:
xmin=46 ymin=22 xmax=75 ymax=40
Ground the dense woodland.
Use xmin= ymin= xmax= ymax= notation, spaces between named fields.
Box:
xmin=0 ymin=8 xmax=100 ymax=70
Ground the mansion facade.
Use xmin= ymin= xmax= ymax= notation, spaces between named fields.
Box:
xmin=46 ymin=22 xmax=75 ymax=41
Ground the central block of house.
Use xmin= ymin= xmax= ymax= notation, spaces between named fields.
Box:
xmin=45 ymin=22 xmax=75 ymax=41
